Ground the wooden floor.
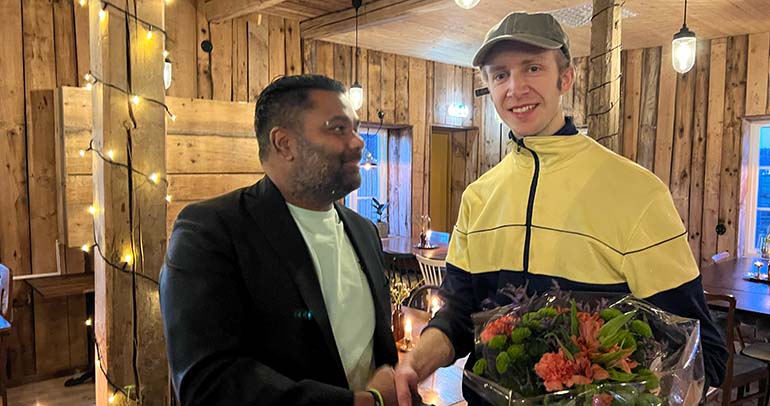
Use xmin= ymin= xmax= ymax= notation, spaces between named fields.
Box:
xmin=8 ymin=376 xmax=95 ymax=406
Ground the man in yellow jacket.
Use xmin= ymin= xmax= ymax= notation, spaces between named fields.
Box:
xmin=395 ymin=12 xmax=727 ymax=405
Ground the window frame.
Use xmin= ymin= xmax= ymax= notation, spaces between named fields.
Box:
xmin=741 ymin=119 xmax=770 ymax=257
xmin=346 ymin=126 xmax=388 ymax=222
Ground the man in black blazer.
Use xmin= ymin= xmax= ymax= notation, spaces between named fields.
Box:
xmin=160 ymin=75 xmax=399 ymax=406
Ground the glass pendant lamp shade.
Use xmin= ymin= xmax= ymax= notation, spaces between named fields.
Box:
xmin=672 ymin=27 xmax=696 ymax=73
xmin=349 ymin=82 xmax=364 ymax=110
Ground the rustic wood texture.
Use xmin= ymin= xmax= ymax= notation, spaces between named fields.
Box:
xmin=636 ymin=47 xmax=661 ymax=171
xmin=670 ymin=62 xmax=697 ymax=225
xmin=717 ymin=35 xmax=748 ymax=258
xmin=210 ymin=19 xmax=233 ymax=101
xmin=196 ymin=8 xmax=213 ymax=99
xmin=73 ymin=0 xmax=90 ymax=87
xmin=53 ymin=0 xmax=77 ymax=87
xmin=248 ymin=15 xmax=270 ymax=100
xmin=408 ymin=57 xmax=428 ymax=239
xmin=687 ymin=40 xmax=711 ymax=263
xmin=233 ymin=17 xmax=249 ymax=102
xmin=268 ymin=15 xmax=285 ymax=81
xmin=654 ymin=43 xmax=677 ymax=187
xmin=621 ymin=49 xmax=643 ymax=161
xmin=586 ymin=0 xmax=622 ymax=152
xmin=166 ymin=0 xmax=198 ymax=98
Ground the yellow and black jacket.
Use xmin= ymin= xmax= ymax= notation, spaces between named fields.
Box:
xmin=428 ymin=118 xmax=727 ymax=396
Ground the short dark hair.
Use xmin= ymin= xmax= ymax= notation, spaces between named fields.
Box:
xmin=254 ymin=74 xmax=347 ymax=160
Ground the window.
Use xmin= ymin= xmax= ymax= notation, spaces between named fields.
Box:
xmin=345 ymin=128 xmax=388 ymax=224
xmin=742 ymin=120 xmax=770 ymax=257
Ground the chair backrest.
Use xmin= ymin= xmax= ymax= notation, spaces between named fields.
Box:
xmin=415 ymin=254 xmax=445 ymax=286
xmin=406 ymin=284 xmax=441 ymax=311
xmin=705 ymin=291 xmax=736 ymax=406
xmin=383 ymin=252 xmax=421 ymax=290
xmin=0 ymin=264 xmax=10 ymax=321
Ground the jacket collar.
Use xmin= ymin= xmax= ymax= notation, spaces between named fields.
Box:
xmin=506 ymin=116 xmax=595 ymax=171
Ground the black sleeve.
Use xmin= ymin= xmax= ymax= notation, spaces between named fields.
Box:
xmin=159 ymin=204 xmax=354 ymax=406
xmin=426 ymin=262 xmax=477 ymax=362
xmin=645 ymin=275 xmax=728 ymax=389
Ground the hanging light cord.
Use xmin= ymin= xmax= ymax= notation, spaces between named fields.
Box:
xmin=683 ymin=0 xmax=687 ymax=27
xmin=354 ymin=0 xmax=360 ymax=83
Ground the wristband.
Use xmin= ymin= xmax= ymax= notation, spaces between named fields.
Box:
xmin=366 ymin=388 xmax=384 ymax=406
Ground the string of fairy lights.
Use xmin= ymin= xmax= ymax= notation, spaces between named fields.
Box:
xmin=77 ymin=0 xmax=173 ymax=403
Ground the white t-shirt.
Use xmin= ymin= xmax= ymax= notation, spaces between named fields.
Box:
xmin=286 ymin=203 xmax=376 ymax=391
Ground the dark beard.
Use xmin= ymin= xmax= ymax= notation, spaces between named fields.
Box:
xmin=291 ymin=137 xmax=362 ymax=204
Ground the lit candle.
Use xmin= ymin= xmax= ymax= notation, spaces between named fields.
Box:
xmin=426 ymin=229 xmax=432 ymax=243
xmin=755 ymin=261 xmax=763 ymax=278
xmin=404 ymin=317 xmax=413 ymax=341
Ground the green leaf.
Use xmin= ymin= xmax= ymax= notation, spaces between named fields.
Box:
xmin=570 ymin=300 xmax=579 ymax=337
xmin=496 ymin=352 xmax=511 ymax=374
xmin=598 ymin=310 xmax=637 ymax=340
xmin=472 ymin=359 xmax=487 ymax=376
xmin=607 ymin=369 xmax=636 ymax=382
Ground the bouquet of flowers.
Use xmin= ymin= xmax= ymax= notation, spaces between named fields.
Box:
xmin=464 ymin=286 xmax=705 ymax=406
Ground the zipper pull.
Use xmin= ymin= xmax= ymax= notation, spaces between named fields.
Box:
xmin=516 ymin=137 xmax=525 ymax=153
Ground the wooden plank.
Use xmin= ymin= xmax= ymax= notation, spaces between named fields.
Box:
xmin=73 ymin=0 xmax=90 ymax=86
xmin=358 ymin=47 xmax=369 ymax=120
xmin=28 ymin=90 xmax=60 ymax=275
xmin=53 ymin=0 xmax=78 ymax=87
xmin=284 ymin=19 xmax=302 ymax=76
xmin=167 ymin=135 xmax=263 ymax=173
xmin=617 ymin=50 xmax=626 ymax=155
xmin=687 ymin=40 xmax=711 ymax=263
xmin=573 ymin=57 xmax=589 ymax=127
xmin=462 ymin=68 xmax=474 ymax=128
xmin=300 ymin=0 xmax=446 ymax=40
xmin=367 ymin=50 xmax=382 ymax=123
xmin=65 ymin=246 xmax=86 ymax=275
xmin=1 ymin=0 xmax=35 ymax=379
xmin=482 ymin=95 xmax=501 ymax=172
xmin=268 ymin=15 xmax=286 ymax=80
xmin=746 ymin=33 xmax=770 ymax=116
xmin=196 ymin=9 xmax=213 ymax=99
xmin=380 ymin=52 xmax=396 ymax=124
xmin=67 ymin=295 xmax=88 ymax=368
xmin=637 ymin=47 xmax=661 ymax=171
xmin=408 ymin=57 xmax=427 ymax=239
xmin=451 ymin=65 xmax=464 ymax=127
xmin=387 ymin=130 xmax=411 ymax=237
xmin=166 ymin=0 xmax=198 ymax=98
xmin=621 ymin=49 xmax=643 ymax=161
xmin=248 ymin=15 xmax=270 ymax=100
xmin=233 ymin=17 xmax=249 ymax=102
xmin=316 ymin=40 xmax=334 ymax=78
xmin=465 ymin=130 xmax=479 ymax=186
xmin=449 ymin=130 xmax=467 ymax=227
xmin=717 ymin=35 xmax=748 ymax=257
xmin=200 ymin=0 xmax=287 ymax=22
xmin=62 ymin=86 xmax=255 ymax=136
xmin=333 ymin=43 xmax=352 ymax=89
xmin=34 ymin=293 xmax=71 ymax=374
xmin=395 ymin=55 xmax=409 ymax=124
xmin=433 ymin=62 xmax=448 ymax=125
xmin=587 ymin=0 xmax=622 ymax=152
xmin=302 ymin=38 xmax=316 ymax=74
xmin=472 ymin=72 xmax=483 ymax=133
xmin=423 ymin=61 xmax=434 ymax=228
xmin=654 ymin=43 xmax=677 ymax=186
xmin=210 ymin=20 xmax=233 ymax=101
xmin=669 ymin=62 xmax=696 ymax=226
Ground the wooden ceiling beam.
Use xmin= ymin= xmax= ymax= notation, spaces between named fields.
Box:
xmin=300 ymin=0 xmax=447 ymax=40
xmin=198 ymin=0 xmax=288 ymax=22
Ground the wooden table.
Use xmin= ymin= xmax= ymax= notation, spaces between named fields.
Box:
xmin=401 ymin=306 xmax=467 ymax=406
xmin=701 ymin=257 xmax=770 ymax=316
xmin=381 ymin=236 xmax=449 ymax=261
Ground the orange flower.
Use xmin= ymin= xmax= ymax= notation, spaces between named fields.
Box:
xmin=480 ymin=314 xmax=516 ymax=344
xmin=572 ymin=312 xmax=604 ymax=353
xmin=569 ymin=352 xmax=610 ymax=386
xmin=534 ymin=350 xmax=576 ymax=392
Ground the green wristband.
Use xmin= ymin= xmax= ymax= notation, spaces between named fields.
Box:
xmin=366 ymin=388 xmax=384 ymax=406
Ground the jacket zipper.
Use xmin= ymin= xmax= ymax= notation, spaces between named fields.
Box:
xmin=516 ymin=137 xmax=539 ymax=274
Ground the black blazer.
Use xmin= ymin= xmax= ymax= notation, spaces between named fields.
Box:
xmin=160 ymin=176 xmax=398 ymax=406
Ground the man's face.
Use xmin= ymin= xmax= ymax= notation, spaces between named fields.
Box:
xmin=290 ymin=90 xmax=364 ymax=202
xmin=483 ymin=45 xmax=574 ymax=137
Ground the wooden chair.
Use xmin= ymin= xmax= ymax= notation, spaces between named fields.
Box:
xmin=0 ymin=264 xmax=11 ymax=406
xmin=384 ymin=252 xmax=421 ymax=290
xmin=406 ymin=284 xmax=442 ymax=311
xmin=415 ymin=254 xmax=445 ymax=286
xmin=705 ymin=291 xmax=769 ymax=406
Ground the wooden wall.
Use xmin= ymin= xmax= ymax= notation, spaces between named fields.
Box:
xmin=0 ymin=0 xmax=479 ymax=383
xmin=479 ymin=32 xmax=770 ymax=268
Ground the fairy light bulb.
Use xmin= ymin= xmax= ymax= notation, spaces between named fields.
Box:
xmin=88 ymin=205 xmax=97 ymax=215
xmin=78 ymin=0 xmax=86 ymax=6
xmin=108 ymin=394 xmax=115 ymax=404
xmin=149 ymin=172 xmax=160 ymax=184
xmin=85 ymin=83 xmax=92 ymax=90
xmin=79 ymin=149 xmax=86 ymax=157
xmin=131 ymin=95 xmax=140 ymax=106
xmin=165 ymin=195 xmax=172 ymax=202
xmin=107 ymin=150 xmax=115 ymax=160
xmin=99 ymin=8 xmax=107 ymax=21
xmin=146 ymin=27 xmax=153 ymax=40
xmin=163 ymin=50 xmax=169 ymax=58
xmin=169 ymin=113 xmax=176 ymax=122
xmin=85 ymin=318 xmax=93 ymax=326
xmin=81 ymin=244 xmax=90 ymax=252
xmin=123 ymin=253 xmax=133 ymax=265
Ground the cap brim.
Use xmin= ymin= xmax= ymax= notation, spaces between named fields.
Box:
xmin=472 ymin=34 xmax=562 ymax=67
